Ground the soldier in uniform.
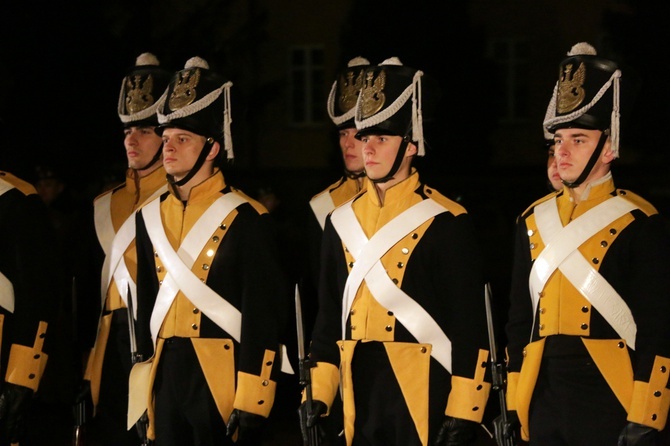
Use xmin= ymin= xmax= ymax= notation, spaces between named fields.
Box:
xmin=74 ymin=52 xmax=171 ymax=445
xmin=301 ymin=57 xmax=369 ymax=446
xmin=130 ymin=56 xmax=292 ymax=446
xmin=301 ymin=57 xmax=492 ymax=446
xmin=0 ymin=134 xmax=60 ymax=444
xmin=502 ymin=42 xmax=670 ymax=445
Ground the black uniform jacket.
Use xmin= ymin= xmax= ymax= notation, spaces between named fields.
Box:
xmin=0 ymin=171 xmax=59 ymax=391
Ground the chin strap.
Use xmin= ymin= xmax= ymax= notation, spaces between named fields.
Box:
xmin=134 ymin=144 xmax=163 ymax=172
xmin=563 ymin=131 xmax=608 ymax=188
xmin=370 ymin=138 xmax=409 ymax=184
xmin=167 ymin=138 xmax=214 ymax=187
xmin=344 ymin=169 xmax=366 ymax=180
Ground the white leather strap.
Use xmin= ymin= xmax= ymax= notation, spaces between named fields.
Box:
xmin=143 ymin=193 xmax=247 ymax=347
xmin=530 ymin=196 xmax=638 ymax=348
xmin=331 ymin=198 xmax=453 ymax=372
xmin=309 ymin=191 xmax=336 ymax=230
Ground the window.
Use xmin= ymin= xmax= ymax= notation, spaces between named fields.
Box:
xmin=288 ymin=46 xmax=325 ymax=126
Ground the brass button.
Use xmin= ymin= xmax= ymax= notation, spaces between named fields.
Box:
xmin=351 ymin=325 xmax=356 ymax=331
xmin=412 ymin=233 xmax=418 ymax=240
xmin=527 ymin=229 xmax=535 ymax=237
xmin=476 ymin=385 xmax=482 ymax=390
xmin=617 ymin=342 xmax=625 ymax=348
xmin=385 ymin=325 xmax=392 ymax=332
xmin=33 ymin=354 xmax=40 ymax=359
xmin=539 ymin=308 xmax=545 ymax=314
xmin=387 ymin=311 xmax=394 ymax=316
xmin=224 ymin=344 xmax=230 ymax=350
xmin=652 ymin=414 xmax=658 ymax=421
xmin=193 ymin=308 xmax=200 ymax=314
xmin=29 ymin=374 xmax=35 ymax=379
xmin=600 ymin=240 xmax=608 ymax=247
xmin=350 ymin=309 xmax=356 ymax=315
xmin=262 ymin=380 xmax=269 ymax=387
xmin=156 ymin=266 xmax=162 ymax=273
xmin=539 ymin=324 xmax=545 ymax=330
xmin=191 ymin=324 xmax=198 ymax=330
xmin=257 ymin=400 xmax=265 ymax=405
xmin=581 ymin=323 xmax=588 ymax=330
xmin=420 ymin=347 xmax=427 ymax=353
xmin=401 ymin=247 xmax=409 ymax=255
xmin=266 ymin=361 xmax=273 ymax=366
xmin=654 ymin=391 xmax=661 ymax=397
xmin=348 ymin=262 xmax=354 ymax=268
xmin=592 ymin=258 xmax=599 ymax=264
xmin=220 ymin=224 xmax=227 ymax=230
xmin=202 ymin=264 xmax=210 ymax=270
xmin=472 ymin=406 xmax=480 ymax=411
xmin=661 ymin=366 xmax=667 ymax=373
xmin=206 ymin=249 xmax=214 ymax=257
xmin=397 ymin=262 xmax=404 ymax=268
xmin=212 ymin=236 xmax=220 ymax=243
xmin=609 ymin=228 xmax=617 ymax=235
xmin=529 ymin=243 xmax=536 ymax=250
xmin=392 ymin=278 xmax=398 ymax=284
xmin=581 ymin=306 xmax=589 ymax=313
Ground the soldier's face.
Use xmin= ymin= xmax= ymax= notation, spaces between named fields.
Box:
xmin=124 ymin=126 xmax=162 ymax=171
xmin=339 ymin=127 xmax=365 ymax=174
xmin=161 ymin=128 xmax=208 ymax=181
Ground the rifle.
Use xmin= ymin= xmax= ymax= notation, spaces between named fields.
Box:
xmin=126 ymin=286 xmax=151 ymax=446
xmin=71 ymin=276 xmax=86 ymax=446
xmin=484 ymin=283 xmax=517 ymax=446
xmin=295 ymin=284 xmax=322 ymax=446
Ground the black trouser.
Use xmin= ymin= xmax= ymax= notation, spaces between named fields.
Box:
xmin=90 ymin=311 xmax=141 ymax=446
xmin=529 ymin=354 xmax=627 ymax=446
xmin=350 ymin=341 xmax=447 ymax=446
xmin=153 ymin=337 xmax=229 ymax=446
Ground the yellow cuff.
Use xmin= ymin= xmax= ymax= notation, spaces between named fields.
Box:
xmin=304 ymin=361 xmax=339 ymax=413
xmin=233 ymin=350 xmax=277 ymax=417
xmin=628 ymin=356 xmax=670 ymax=430
xmin=445 ymin=350 xmax=491 ymax=423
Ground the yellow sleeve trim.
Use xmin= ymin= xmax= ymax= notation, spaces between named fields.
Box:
xmin=445 ymin=349 xmax=491 ymax=423
xmin=233 ymin=350 xmax=277 ymax=418
xmin=305 ymin=361 xmax=340 ymax=413
xmin=628 ymin=356 xmax=670 ymax=430
xmin=5 ymin=321 xmax=49 ymax=392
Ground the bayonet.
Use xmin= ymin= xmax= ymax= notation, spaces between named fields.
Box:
xmin=126 ymin=285 xmax=151 ymax=446
xmin=485 ymin=283 xmax=517 ymax=446
xmin=295 ymin=284 xmax=321 ymax=446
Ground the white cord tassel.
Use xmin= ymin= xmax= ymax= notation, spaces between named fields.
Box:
xmin=411 ymin=70 xmax=425 ymax=156
xmin=222 ymin=82 xmax=234 ymax=160
xmin=610 ymin=73 xmax=621 ymax=158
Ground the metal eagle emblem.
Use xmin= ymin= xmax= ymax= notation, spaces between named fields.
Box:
xmin=557 ymin=62 xmax=586 ymax=114
xmin=360 ymin=69 xmax=386 ymax=118
xmin=169 ymin=68 xmax=201 ymax=110
xmin=125 ymin=74 xmax=154 ymax=114
xmin=338 ymin=68 xmax=365 ymax=113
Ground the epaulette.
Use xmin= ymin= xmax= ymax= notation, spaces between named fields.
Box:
xmin=520 ymin=190 xmax=560 ymax=219
xmin=616 ymin=189 xmax=659 ymax=216
xmin=93 ymin=181 xmax=126 ymax=205
xmin=0 ymin=171 xmax=37 ymax=196
xmin=420 ymin=184 xmax=468 ymax=217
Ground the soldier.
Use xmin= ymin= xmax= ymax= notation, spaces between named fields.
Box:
xmin=300 ymin=56 xmax=370 ymax=446
xmin=129 ymin=56 xmax=292 ymax=445
xmin=501 ymin=42 xmax=670 ymax=445
xmin=545 ymin=139 xmax=562 ymax=192
xmin=74 ymin=52 xmax=171 ymax=445
xmin=0 ymin=146 xmax=60 ymax=444
xmin=301 ymin=57 xmax=492 ymax=446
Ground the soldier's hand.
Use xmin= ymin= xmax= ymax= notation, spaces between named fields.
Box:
xmin=73 ymin=379 xmax=93 ymax=422
xmin=434 ymin=415 xmax=478 ymax=446
xmin=297 ymin=400 xmax=328 ymax=445
xmin=493 ymin=410 xmax=519 ymax=445
xmin=226 ymin=408 xmax=266 ymax=445
xmin=0 ymin=382 xmax=34 ymax=443
xmin=618 ymin=422 xmax=658 ymax=446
